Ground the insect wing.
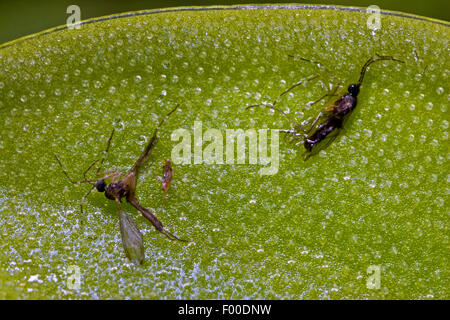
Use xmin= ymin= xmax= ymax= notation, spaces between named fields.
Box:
xmin=304 ymin=127 xmax=341 ymax=160
xmin=118 ymin=209 xmax=145 ymax=265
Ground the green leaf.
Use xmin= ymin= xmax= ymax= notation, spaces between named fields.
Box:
xmin=0 ymin=5 xmax=448 ymax=299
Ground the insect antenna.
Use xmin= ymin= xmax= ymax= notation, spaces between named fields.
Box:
xmin=357 ymin=54 xmax=404 ymax=87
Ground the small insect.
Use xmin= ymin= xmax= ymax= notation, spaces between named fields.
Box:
xmin=54 ymin=105 xmax=185 ymax=265
xmin=248 ymin=54 xmax=404 ymax=160
xmin=158 ymin=159 xmax=173 ymax=194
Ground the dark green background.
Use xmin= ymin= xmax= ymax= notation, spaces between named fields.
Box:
xmin=0 ymin=0 xmax=449 ymax=45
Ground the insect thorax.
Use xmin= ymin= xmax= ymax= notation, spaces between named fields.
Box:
xmin=105 ymin=180 xmax=129 ymax=200
xmin=334 ymin=95 xmax=357 ymax=117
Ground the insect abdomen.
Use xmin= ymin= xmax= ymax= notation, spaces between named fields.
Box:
xmin=304 ymin=116 xmax=341 ymax=151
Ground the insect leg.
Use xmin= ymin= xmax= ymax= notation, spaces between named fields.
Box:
xmin=54 ymin=153 xmax=97 ymax=185
xmin=305 ymin=111 xmax=324 ymax=134
xmin=246 ymin=73 xmax=321 ymax=127
xmin=278 ymin=74 xmax=321 ymax=99
xmin=83 ymin=160 xmax=100 ymax=182
xmin=277 ymin=107 xmax=329 ymax=141
xmin=278 ymin=128 xmax=305 ymax=144
xmin=79 ymin=185 xmax=95 ymax=225
xmin=305 ymin=81 xmax=342 ymax=112
xmin=246 ymin=102 xmax=300 ymax=129
xmin=128 ymin=196 xmax=187 ymax=242
xmin=288 ymin=54 xmax=339 ymax=84
xmin=129 ymin=131 xmax=158 ymax=177
xmin=129 ymin=105 xmax=179 ymax=176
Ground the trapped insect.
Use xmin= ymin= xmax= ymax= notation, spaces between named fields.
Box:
xmin=248 ymin=54 xmax=404 ymax=160
xmin=54 ymin=105 xmax=185 ymax=265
